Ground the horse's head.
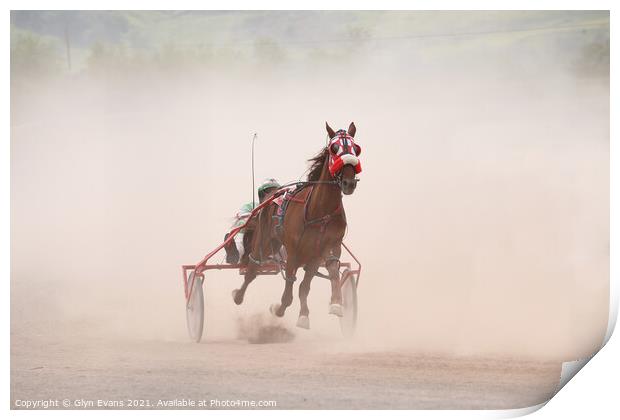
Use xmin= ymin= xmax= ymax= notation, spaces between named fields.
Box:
xmin=326 ymin=122 xmax=362 ymax=195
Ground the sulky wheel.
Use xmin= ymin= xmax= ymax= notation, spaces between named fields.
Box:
xmin=186 ymin=271 xmax=204 ymax=343
xmin=339 ymin=269 xmax=358 ymax=338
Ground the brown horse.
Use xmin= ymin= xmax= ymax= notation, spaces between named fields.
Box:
xmin=231 ymin=122 xmax=361 ymax=329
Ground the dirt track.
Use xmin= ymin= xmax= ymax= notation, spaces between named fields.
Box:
xmin=11 ymin=329 xmax=562 ymax=410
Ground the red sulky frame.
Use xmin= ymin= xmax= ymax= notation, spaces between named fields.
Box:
xmin=181 ymin=191 xmax=361 ymax=304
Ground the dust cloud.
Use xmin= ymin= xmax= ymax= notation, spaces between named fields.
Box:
xmin=236 ymin=314 xmax=295 ymax=344
xmin=11 ymin=11 xmax=608 ymax=368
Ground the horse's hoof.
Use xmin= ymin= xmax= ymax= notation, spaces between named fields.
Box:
xmin=269 ymin=303 xmax=281 ymax=317
xmin=296 ymin=315 xmax=310 ymax=329
xmin=232 ymin=289 xmax=243 ymax=305
xmin=328 ymin=303 xmax=344 ymax=317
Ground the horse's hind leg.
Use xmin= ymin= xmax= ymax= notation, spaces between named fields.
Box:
xmin=270 ymin=258 xmax=298 ymax=317
xmin=233 ymin=233 xmax=270 ymax=305
xmin=297 ymin=262 xmax=319 ymax=329
xmin=234 ymin=207 xmax=271 ymax=305
xmin=232 ymin=232 xmax=262 ymax=305
xmin=232 ymin=263 xmax=257 ymax=305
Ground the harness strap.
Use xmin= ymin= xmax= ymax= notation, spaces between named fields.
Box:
xmin=302 ymin=186 xmax=344 ymax=256
xmin=274 ymin=185 xmax=312 ymax=239
xmin=274 ymin=183 xmax=345 ymax=262
xmin=288 ymin=196 xmax=306 ymax=204
xmin=305 ymin=203 xmax=343 ymax=226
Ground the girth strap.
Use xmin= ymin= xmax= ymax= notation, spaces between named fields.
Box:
xmin=302 ymin=186 xmax=344 ymax=255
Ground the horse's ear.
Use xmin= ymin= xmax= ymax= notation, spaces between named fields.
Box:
xmin=326 ymin=122 xmax=336 ymax=139
xmin=348 ymin=122 xmax=356 ymax=138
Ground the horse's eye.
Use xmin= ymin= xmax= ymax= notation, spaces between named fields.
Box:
xmin=353 ymin=144 xmax=362 ymax=156
xmin=330 ymin=142 xmax=340 ymax=155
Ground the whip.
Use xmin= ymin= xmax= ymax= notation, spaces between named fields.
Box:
xmin=251 ymin=133 xmax=257 ymax=209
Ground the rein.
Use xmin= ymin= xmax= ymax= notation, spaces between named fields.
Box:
xmin=277 ymin=179 xmax=338 ymax=190
xmin=277 ymin=176 xmax=359 ymax=194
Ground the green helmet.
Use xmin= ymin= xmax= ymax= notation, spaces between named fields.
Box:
xmin=258 ymin=178 xmax=280 ymax=201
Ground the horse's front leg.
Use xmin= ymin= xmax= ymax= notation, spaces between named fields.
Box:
xmin=326 ymin=255 xmax=344 ymax=317
xmin=297 ymin=262 xmax=319 ymax=329
xmin=270 ymin=258 xmax=298 ymax=317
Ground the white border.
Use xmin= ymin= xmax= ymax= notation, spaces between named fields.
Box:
xmin=2 ymin=0 xmax=618 ymax=10
xmin=3 ymin=1 xmax=616 ymax=419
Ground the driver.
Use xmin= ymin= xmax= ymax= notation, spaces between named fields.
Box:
xmin=224 ymin=178 xmax=280 ymax=264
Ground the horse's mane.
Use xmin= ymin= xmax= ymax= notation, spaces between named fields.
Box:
xmin=307 ymin=147 xmax=329 ymax=181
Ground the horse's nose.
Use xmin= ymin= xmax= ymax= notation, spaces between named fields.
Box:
xmin=341 ymin=178 xmax=358 ymax=193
